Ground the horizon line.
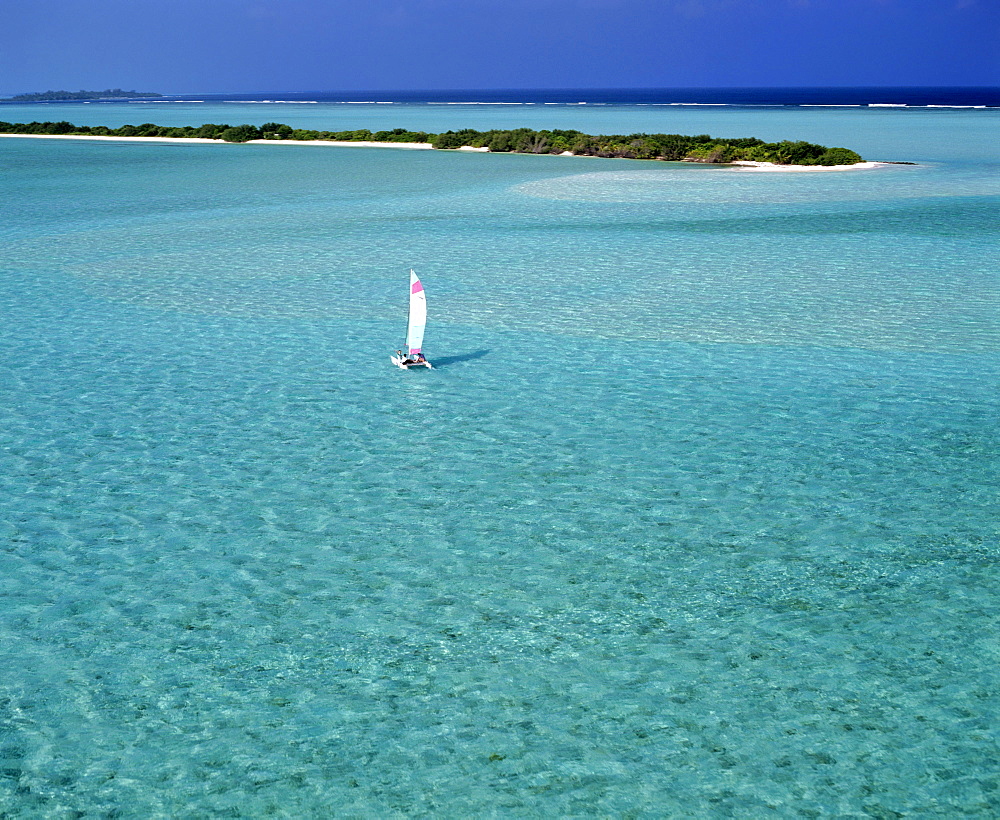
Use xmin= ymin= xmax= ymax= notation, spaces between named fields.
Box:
xmin=4 ymin=83 xmax=999 ymax=99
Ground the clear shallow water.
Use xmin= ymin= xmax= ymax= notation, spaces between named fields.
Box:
xmin=1 ymin=103 xmax=998 ymax=816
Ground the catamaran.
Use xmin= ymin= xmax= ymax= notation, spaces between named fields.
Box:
xmin=391 ymin=269 xmax=433 ymax=369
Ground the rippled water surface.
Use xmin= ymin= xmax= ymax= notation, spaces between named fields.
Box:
xmin=1 ymin=104 xmax=998 ymax=816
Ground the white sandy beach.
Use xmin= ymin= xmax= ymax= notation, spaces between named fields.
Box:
xmin=0 ymin=133 xmax=434 ymax=149
xmin=0 ymin=133 xmax=227 ymax=144
xmin=250 ymin=138 xmax=433 ymax=149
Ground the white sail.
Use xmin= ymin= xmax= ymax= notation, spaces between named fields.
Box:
xmin=406 ymin=269 xmax=426 ymax=355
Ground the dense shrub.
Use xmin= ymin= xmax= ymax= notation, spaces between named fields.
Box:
xmin=0 ymin=120 xmax=864 ymax=165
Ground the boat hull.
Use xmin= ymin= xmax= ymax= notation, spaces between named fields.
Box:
xmin=391 ymin=355 xmax=433 ymax=370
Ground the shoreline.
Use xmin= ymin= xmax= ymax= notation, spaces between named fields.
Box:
xmin=0 ymin=132 xmax=884 ymax=169
xmin=0 ymin=133 xmax=434 ymax=149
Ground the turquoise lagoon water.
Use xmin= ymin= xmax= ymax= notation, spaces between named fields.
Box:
xmin=1 ymin=104 xmax=999 ymax=816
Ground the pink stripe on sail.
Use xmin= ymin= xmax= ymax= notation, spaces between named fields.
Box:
xmin=411 ymin=281 xmax=423 ymax=294
xmin=409 ymin=348 xmax=421 ymax=354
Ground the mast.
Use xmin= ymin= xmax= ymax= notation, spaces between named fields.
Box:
xmin=406 ymin=269 xmax=426 ymax=355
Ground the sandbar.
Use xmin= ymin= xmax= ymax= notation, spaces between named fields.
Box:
xmin=1 ymin=133 xmax=224 ymax=144
xmin=728 ymin=160 xmax=888 ymax=172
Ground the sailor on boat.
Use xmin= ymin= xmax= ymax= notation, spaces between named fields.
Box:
xmin=395 ymin=350 xmax=428 ymax=367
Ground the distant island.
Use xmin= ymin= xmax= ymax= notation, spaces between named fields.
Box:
xmin=3 ymin=89 xmax=162 ymax=102
xmin=0 ymin=119 xmax=864 ymax=165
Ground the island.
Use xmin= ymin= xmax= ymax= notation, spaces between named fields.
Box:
xmin=0 ymin=119 xmax=864 ymax=166
xmin=3 ymin=89 xmax=162 ymax=102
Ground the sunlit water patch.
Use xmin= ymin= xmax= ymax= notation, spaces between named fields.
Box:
xmin=6 ymin=141 xmax=995 ymax=355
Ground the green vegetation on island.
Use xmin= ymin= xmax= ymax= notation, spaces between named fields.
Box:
xmin=0 ymin=119 xmax=864 ymax=165
xmin=430 ymin=128 xmax=863 ymax=165
xmin=4 ymin=89 xmax=162 ymax=101
xmin=0 ymin=120 xmax=431 ymax=146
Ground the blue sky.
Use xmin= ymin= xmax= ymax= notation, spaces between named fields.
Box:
xmin=1 ymin=0 xmax=996 ymax=94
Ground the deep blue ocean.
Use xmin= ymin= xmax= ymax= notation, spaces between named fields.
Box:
xmin=1 ymin=89 xmax=998 ymax=816
xmin=4 ymin=85 xmax=999 ymax=106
